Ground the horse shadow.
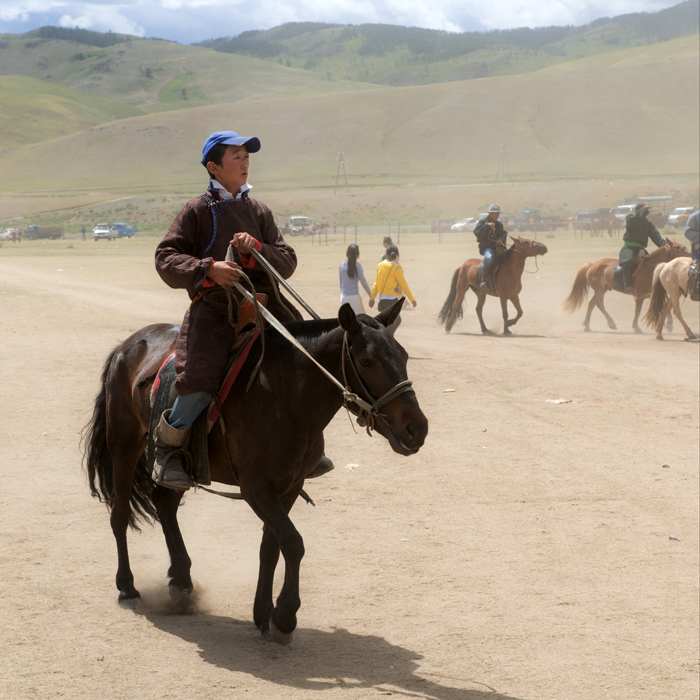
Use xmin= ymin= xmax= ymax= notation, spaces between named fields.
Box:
xmin=451 ymin=331 xmax=548 ymax=339
xmin=135 ymin=605 xmax=525 ymax=700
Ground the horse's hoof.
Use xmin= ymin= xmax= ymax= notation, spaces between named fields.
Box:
xmin=656 ymin=335 xmax=664 ymax=341
xmin=634 ymin=328 xmax=643 ymax=335
xmin=583 ymin=327 xmax=591 ymax=333
xmin=168 ymin=583 xmax=193 ymax=603
xmin=118 ymin=592 xmax=142 ymax=609
xmin=265 ymin=617 xmax=295 ymax=645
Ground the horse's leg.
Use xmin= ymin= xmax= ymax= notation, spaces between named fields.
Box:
xmin=582 ymin=296 xmax=597 ymax=332
xmin=654 ymin=298 xmax=673 ymax=340
xmin=474 ymin=291 xmax=490 ymax=334
xmin=671 ymin=293 xmax=698 ymax=340
xmin=593 ymin=289 xmax=617 ymax=330
xmin=253 ymin=523 xmax=280 ymax=633
xmin=248 ymin=486 xmax=304 ymax=643
xmin=504 ymin=295 xmax=523 ymax=334
xmin=499 ymin=296 xmax=510 ymax=335
xmin=152 ymin=486 xmax=192 ymax=600
xmin=108 ymin=437 xmax=144 ymax=603
xmin=632 ymin=297 xmax=645 ymax=334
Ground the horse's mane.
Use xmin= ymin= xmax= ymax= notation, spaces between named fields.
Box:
xmin=281 ymin=318 xmax=340 ymax=343
xmin=273 ymin=313 xmax=381 ymax=346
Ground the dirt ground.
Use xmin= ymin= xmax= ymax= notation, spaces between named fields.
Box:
xmin=0 ymin=229 xmax=698 ymax=700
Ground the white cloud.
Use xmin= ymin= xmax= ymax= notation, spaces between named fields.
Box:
xmin=57 ymin=5 xmax=146 ymax=35
xmin=0 ymin=0 xmax=685 ymax=43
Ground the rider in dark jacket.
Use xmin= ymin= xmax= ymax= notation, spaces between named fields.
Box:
xmin=474 ymin=204 xmax=508 ymax=289
xmin=619 ymin=203 xmax=666 ymax=292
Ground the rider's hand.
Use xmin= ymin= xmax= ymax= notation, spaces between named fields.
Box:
xmin=207 ymin=260 xmax=242 ymax=287
xmin=411 ymin=300 xmax=417 ymax=308
xmin=487 ymin=221 xmax=496 ymax=229
xmin=368 ymin=298 xmax=375 ymax=308
xmin=231 ymin=232 xmax=257 ymax=255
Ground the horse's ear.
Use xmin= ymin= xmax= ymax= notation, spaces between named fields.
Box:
xmin=376 ymin=297 xmax=405 ymax=328
xmin=665 ymin=237 xmax=672 ymax=246
xmin=338 ymin=303 xmax=358 ymax=332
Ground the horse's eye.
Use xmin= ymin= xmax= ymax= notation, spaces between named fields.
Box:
xmin=359 ymin=358 xmax=373 ymax=369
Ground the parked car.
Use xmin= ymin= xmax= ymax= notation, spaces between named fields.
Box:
xmin=93 ymin=223 xmax=112 ymax=241
xmin=109 ymin=222 xmax=138 ymax=238
xmin=451 ymin=217 xmax=479 ymax=232
xmin=24 ymin=225 xmax=63 ymax=240
xmin=613 ymin=204 xmax=636 ymax=221
xmin=666 ymin=207 xmax=697 ymax=228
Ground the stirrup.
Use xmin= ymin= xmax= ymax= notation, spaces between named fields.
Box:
xmin=307 ymin=455 xmax=334 ymax=479
xmin=155 ymin=449 xmax=193 ymax=491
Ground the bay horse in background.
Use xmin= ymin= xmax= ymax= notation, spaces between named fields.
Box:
xmin=562 ymin=238 xmax=690 ymax=333
xmin=437 ymin=236 xmax=548 ymax=335
xmin=82 ymin=301 xmax=428 ymax=644
xmin=643 ymin=257 xmax=698 ymax=340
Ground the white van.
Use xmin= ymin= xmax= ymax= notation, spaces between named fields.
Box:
xmin=613 ymin=205 xmax=636 ymax=221
xmin=666 ymin=207 xmax=696 ymax=228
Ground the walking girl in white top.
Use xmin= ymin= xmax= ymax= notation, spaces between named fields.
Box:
xmin=339 ymin=243 xmax=371 ymax=314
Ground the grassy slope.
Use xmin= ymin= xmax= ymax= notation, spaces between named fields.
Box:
xmin=0 ymin=36 xmax=696 ymax=189
xmin=0 ymin=75 xmax=143 ymax=147
xmin=0 ymin=35 xmax=374 ymax=112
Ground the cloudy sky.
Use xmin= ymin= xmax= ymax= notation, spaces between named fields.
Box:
xmin=0 ymin=0 xmax=684 ymax=44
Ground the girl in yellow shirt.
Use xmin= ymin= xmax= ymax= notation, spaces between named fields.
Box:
xmin=368 ymin=244 xmax=417 ymax=335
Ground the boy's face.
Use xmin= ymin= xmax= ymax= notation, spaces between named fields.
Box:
xmin=208 ymin=145 xmax=250 ymax=192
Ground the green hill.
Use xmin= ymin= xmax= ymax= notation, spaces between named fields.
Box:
xmin=200 ymin=1 xmax=699 ymax=85
xmin=0 ymin=32 xmax=374 ymax=112
xmin=0 ymin=75 xmax=142 ymax=147
xmin=1 ymin=35 xmax=696 ymax=194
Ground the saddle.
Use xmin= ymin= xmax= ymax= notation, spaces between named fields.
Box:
xmin=613 ymin=249 xmax=647 ymax=292
xmin=146 ymin=295 xmax=266 ymax=487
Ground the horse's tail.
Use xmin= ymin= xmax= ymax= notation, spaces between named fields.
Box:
xmin=562 ymin=263 xmax=592 ymax=314
xmin=643 ymin=262 xmax=668 ymax=329
xmin=437 ymin=268 xmax=464 ymax=326
xmin=82 ymin=347 xmax=157 ymax=529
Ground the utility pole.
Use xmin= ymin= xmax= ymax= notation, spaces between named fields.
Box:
xmin=334 ymin=152 xmax=350 ymax=196
xmin=494 ymin=142 xmax=514 ymax=187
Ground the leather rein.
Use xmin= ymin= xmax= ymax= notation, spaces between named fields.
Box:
xmin=226 ymin=245 xmax=415 ymax=436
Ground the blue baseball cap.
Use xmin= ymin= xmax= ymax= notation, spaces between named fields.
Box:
xmin=201 ymin=131 xmax=261 ymax=164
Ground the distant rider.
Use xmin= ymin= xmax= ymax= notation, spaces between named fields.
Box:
xmin=474 ymin=204 xmax=507 ymax=289
xmin=619 ymin=202 xmax=666 ymax=292
xmin=684 ymin=209 xmax=699 ymax=300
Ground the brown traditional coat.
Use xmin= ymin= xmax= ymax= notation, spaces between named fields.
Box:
xmin=155 ymin=190 xmax=300 ymax=395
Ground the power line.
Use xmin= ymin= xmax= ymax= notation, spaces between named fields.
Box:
xmin=494 ymin=142 xmax=514 ymax=186
xmin=334 ymin=152 xmax=350 ymax=195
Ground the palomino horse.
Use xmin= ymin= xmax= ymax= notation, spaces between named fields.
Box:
xmin=643 ymin=257 xmax=698 ymax=340
xmin=83 ymin=301 xmax=428 ymax=643
xmin=561 ymin=239 xmax=690 ymax=332
xmin=437 ymin=236 xmax=548 ymax=335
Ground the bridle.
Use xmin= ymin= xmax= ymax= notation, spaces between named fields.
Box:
xmin=223 ymin=245 xmax=414 ymax=438
xmin=341 ymin=332 xmax=414 ymax=435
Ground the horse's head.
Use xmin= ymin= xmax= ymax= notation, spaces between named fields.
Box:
xmin=665 ymin=237 xmax=692 ymax=258
xmin=338 ymin=300 xmax=428 ymax=456
xmin=511 ymin=236 xmax=548 ymax=257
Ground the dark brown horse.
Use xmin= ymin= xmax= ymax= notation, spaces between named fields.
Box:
xmin=83 ymin=301 xmax=428 ymax=643
xmin=562 ymin=239 xmax=690 ymax=332
xmin=437 ymin=236 xmax=548 ymax=335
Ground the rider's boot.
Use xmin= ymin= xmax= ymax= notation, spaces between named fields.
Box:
xmin=479 ymin=267 xmax=490 ymax=290
xmin=153 ymin=409 xmax=193 ymax=491
xmin=622 ymin=263 xmax=634 ymax=293
xmin=307 ymin=454 xmax=334 ymax=479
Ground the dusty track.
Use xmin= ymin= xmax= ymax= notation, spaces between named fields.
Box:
xmin=0 ymin=231 xmax=697 ymax=700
